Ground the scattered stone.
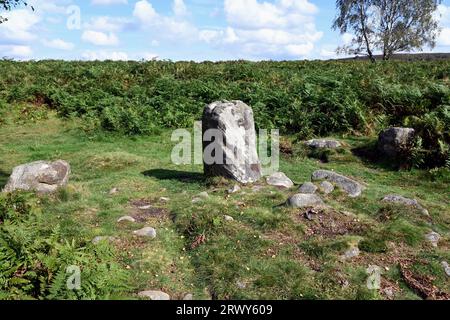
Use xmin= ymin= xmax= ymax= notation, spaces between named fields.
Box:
xmin=191 ymin=197 xmax=202 ymax=204
xmin=236 ymin=280 xmax=247 ymax=289
xmin=109 ymin=187 xmax=119 ymax=195
xmin=159 ymin=197 xmax=170 ymax=202
xmin=202 ymin=100 xmax=262 ymax=184
xmin=343 ymin=247 xmax=360 ymax=260
xmin=382 ymin=194 xmax=429 ymax=215
xmin=287 ymin=193 xmax=324 ymax=208
xmin=92 ymin=236 xmax=115 ymax=245
xmin=425 ymin=231 xmax=441 ymax=247
xmin=311 ymin=170 xmax=364 ymax=198
xmin=266 ymin=172 xmax=294 ymax=189
xmin=138 ymin=290 xmax=170 ymax=300
xmin=133 ymin=227 xmax=157 ymax=238
xmin=224 ymin=215 xmax=234 ymax=222
xmin=305 ymin=139 xmax=342 ymax=149
xmin=319 ymin=181 xmax=334 ymax=194
xmin=3 ymin=160 xmax=70 ymax=194
xmin=298 ymin=182 xmax=318 ymax=194
xmin=382 ymin=287 xmax=395 ymax=300
xmin=117 ymin=216 xmax=136 ymax=223
xmin=138 ymin=205 xmax=152 ymax=210
xmin=441 ymin=261 xmax=450 ymax=277
xmin=227 ymin=184 xmax=241 ymax=194
xmin=378 ymin=127 xmax=415 ymax=158
xmin=198 ymin=191 xmax=209 ymax=199
xmin=183 ymin=293 xmax=193 ymax=300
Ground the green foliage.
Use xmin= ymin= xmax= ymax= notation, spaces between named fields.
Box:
xmin=0 ymin=192 xmax=129 ymax=300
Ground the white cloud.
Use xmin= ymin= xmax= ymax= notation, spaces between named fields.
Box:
xmin=91 ymin=0 xmax=128 ymax=5
xmin=173 ymin=0 xmax=188 ymax=17
xmin=82 ymin=30 xmax=119 ymax=46
xmin=438 ymin=28 xmax=450 ymax=46
xmin=0 ymin=9 xmax=41 ymax=42
xmin=199 ymin=0 xmax=322 ymax=59
xmin=43 ymin=38 xmax=75 ymax=50
xmin=84 ymin=16 xmax=132 ymax=32
xmin=0 ymin=45 xmax=33 ymax=58
xmin=82 ymin=50 xmax=128 ymax=60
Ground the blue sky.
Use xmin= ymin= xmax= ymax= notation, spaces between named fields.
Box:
xmin=0 ymin=0 xmax=449 ymax=61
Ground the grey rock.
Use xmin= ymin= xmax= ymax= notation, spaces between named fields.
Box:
xmin=198 ymin=191 xmax=209 ymax=198
xmin=441 ymin=261 xmax=450 ymax=277
xmin=298 ymin=182 xmax=318 ymax=194
xmin=202 ymin=100 xmax=262 ymax=184
xmin=343 ymin=247 xmax=360 ymax=260
xmin=236 ymin=280 xmax=247 ymax=289
xmin=266 ymin=172 xmax=294 ymax=189
xmin=159 ymin=197 xmax=170 ymax=202
xmin=117 ymin=216 xmax=136 ymax=223
xmin=138 ymin=205 xmax=152 ymax=210
xmin=287 ymin=193 xmax=324 ymax=208
xmin=305 ymin=139 xmax=342 ymax=149
xmin=382 ymin=194 xmax=429 ymax=215
xmin=183 ymin=293 xmax=194 ymax=300
xmin=319 ymin=181 xmax=335 ymax=194
xmin=378 ymin=127 xmax=415 ymax=158
xmin=3 ymin=160 xmax=70 ymax=194
xmin=138 ymin=290 xmax=170 ymax=300
xmin=311 ymin=170 xmax=364 ymax=198
xmin=109 ymin=187 xmax=119 ymax=195
xmin=425 ymin=231 xmax=441 ymax=247
xmin=133 ymin=227 xmax=157 ymax=238
xmin=224 ymin=215 xmax=234 ymax=222
xmin=92 ymin=236 xmax=115 ymax=245
xmin=227 ymin=184 xmax=241 ymax=194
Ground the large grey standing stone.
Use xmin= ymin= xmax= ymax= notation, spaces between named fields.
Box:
xmin=287 ymin=193 xmax=324 ymax=208
xmin=202 ymin=101 xmax=262 ymax=184
xmin=382 ymin=194 xmax=429 ymax=215
xmin=305 ymin=139 xmax=342 ymax=149
xmin=3 ymin=160 xmax=70 ymax=194
xmin=138 ymin=290 xmax=170 ymax=300
xmin=266 ymin=172 xmax=294 ymax=189
xmin=378 ymin=127 xmax=415 ymax=158
xmin=311 ymin=170 xmax=364 ymax=198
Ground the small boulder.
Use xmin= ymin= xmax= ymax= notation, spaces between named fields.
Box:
xmin=442 ymin=261 xmax=450 ymax=277
xmin=117 ymin=216 xmax=136 ymax=223
xmin=311 ymin=170 xmax=364 ymax=198
xmin=378 ymin=127 xmax=415 ymax=158
xmin=183 ymin=293 xmax=194 ymax=300
xmin=343 ymin=247 xmax=360 ymax=260
xmin=287 ymin=193 xmax=324 ymax=208
xmin=425 ymin=231 xmax=441 ymax=247
xmin=298 ymin=182 xmax=318 ymax=194
xmin=92 ymin=236 xmax=115 ymax=245
xmin=227 ymin=184 xmax=241 ymax=194
xmin=382 ymin=194 xmax=429 ymax=215
xmin=305 ymin=139 xmax=342 ymax=149
xmin=3 ymin=160 xmax=70 ymax=194
xmin=266 ymin=172 xmax=294 ymax=189
xmin=198 ymin=191 xmax=209 ymax=198
xmin=159 ymin=197 xmax=170 ymax=202
xmin=109 ymin=187 xmax=119 ymax=195
xmin=133 ymin=227 xmax=157 ymax=238
xmin=319 ymin=181 xmax=334 ymax=194
xmin=138 ymin=290 xmax=170 ymax=300
xmin=224 ymin=215 xmax=234 ymax=222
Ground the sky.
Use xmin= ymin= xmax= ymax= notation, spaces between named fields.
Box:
xmin=0 ymin=0 xmax=449 ymax=61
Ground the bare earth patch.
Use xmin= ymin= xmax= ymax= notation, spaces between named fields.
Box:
xmin=129 ymin=199 xmax=169 ymax=222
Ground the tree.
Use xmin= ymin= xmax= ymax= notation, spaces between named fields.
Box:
xmin=333 ymin=0 xmax=442 ymax=62
xmin=0 ymin=0 xmax=31 ymax=23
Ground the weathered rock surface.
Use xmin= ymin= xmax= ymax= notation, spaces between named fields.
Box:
xmin=442 ymin=261 xmax=450 ymax=277
xmin=298 ymin=182 xmax=318 ymax=194
xmin=138 ymin=290 xmax=170 ymax=300
xmin=425 ymin=231 xmax=441 ymax=247
xmin=202 ymin=100 xmax=262 ymax=184
xmin=305 ymin=139 xmax=342 ymax=149
xmin=319 ymin=181 xmax=334 ymax=194
xmin=224 ymin=215 xmax=234 ymax=222
xmin=343 ymin=247 xmax=360 ymax=260
xmin=287 ymin=193 xmax=324 ymax=208
xmin=311 ymin=170 xmax=364 ymax=197
xmin=117 ymin=216 xmax=136 ymax=223
xmin=133 ymin=227 xmax=157 ymax=238
xmin=378 ymin=127 xmax=415 ymax=158
xmin=382 ymin=194 xmax=429 ymax=215
xmin=3 ymin=160 xmax=70 ymax=194
xmin=183 ymin=293 xmax=194 ymax=300
xmin=227 ymin=184 xmax=241 ymax=194
xmin=266 ymin=172 xmax=294 ymax=189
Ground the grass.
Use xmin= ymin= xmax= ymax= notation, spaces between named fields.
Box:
xmin=0 ymin=108 xmax=449 ymax=300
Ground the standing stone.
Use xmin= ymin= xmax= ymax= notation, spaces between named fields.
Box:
xmin=202 ymin=101 xmax=262 ymax=184
xmin=378 ymin=127 xmax=415 ymax=158
xmin=266 ymin=172 xmax=294 ymax=189
xmin=3 ymin=160 xmax=70 ymax=194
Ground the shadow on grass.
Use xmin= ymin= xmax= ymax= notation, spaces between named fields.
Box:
xmin=0 ymin=169 xmax=10 ymax=189
xmin=142 ymin=169 xmax=205 ymax=183
xmin=351 ymin=142 xmax=404 ymax=171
